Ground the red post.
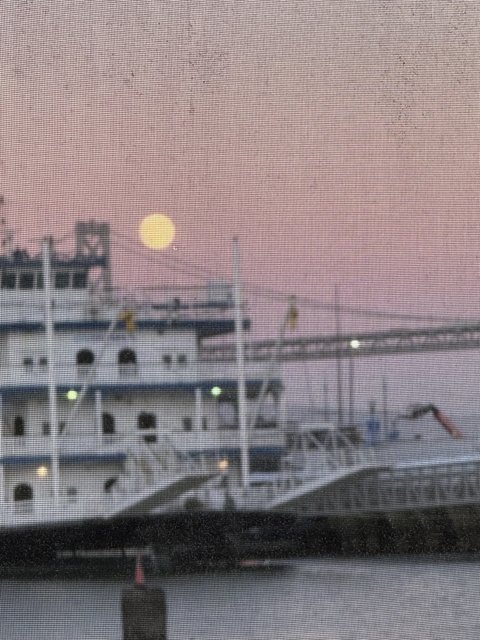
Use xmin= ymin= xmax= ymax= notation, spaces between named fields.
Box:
xmin=135 ymin=555 xmax=145 ymax=586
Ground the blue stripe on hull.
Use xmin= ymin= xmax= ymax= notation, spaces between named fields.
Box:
xmin=0 ymin=318 xmax=248 ymax=338
xmin=0 ymin=447 xmax=283 ymax=467
xmin=0 ymin=452 xmax=127 ymax=466
xmin=0 ymin=379 xmax=281 ymax=398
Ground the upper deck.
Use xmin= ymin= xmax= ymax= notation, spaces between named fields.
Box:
xmin=0 ymin=285 xmax=240 ymax=338
xmin=0 ymin=223 xmax=242 ymax=339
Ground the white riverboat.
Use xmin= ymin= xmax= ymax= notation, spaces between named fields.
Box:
xmin=0 ymin=220 xmax=288 ymax=530
xmin=8 ymin=216 xmax=477 ymax=561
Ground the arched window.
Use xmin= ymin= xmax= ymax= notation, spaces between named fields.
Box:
xmin=76 ymin=349 xmax=94 ymax=365
xmin=13 ymin=416 xmax=25 ymax=437
xmin=118 ymin=348 xmax=137 ymax=376
xmin=14 ymin=483 xmax=33 ymax=501
xmin=102 ymin=413 xmax=115 ymax=435
xmin=118 ymin=348 xmax=136 ymax=365
xmin=138 ymin=413 xmax=156 ymax=430
xmin=177 ymin=353 xmax=187 ymax=367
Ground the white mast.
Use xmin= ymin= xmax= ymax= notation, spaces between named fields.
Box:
xmin=232 ymin=238 xmax=249 ymax=489
xmin=42 ymin=238 xmax=60 ymax=507
xmin=0 ymin=394 xmax=4 ymax=505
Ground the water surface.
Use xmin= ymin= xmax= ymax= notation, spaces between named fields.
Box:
xmin=0 ymin=556 xmax=478 ymax=639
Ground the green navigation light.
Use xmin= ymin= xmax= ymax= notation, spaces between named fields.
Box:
xmin=210 ymin=386 xmax=222 ymax=398
xmin=66 ymin=389 xmax=78 ymax=401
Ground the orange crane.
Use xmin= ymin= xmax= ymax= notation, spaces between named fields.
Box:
xmin=398 ymin=404 xmax=463 ymax=439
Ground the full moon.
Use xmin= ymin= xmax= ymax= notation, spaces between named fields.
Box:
xmin=139 ymin=213 xmax=176 ymax=250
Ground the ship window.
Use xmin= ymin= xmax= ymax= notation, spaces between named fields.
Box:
xmin=55 ymin=271 xmax=70 ymax=289
xmin=118 ymin=348 xmax=136 ymax=365
xmin=39 ymin=356 xmax=48 ymax=367
xmin=178 ymin=353 xmax=187 ymax=366
xmin=14 ymin=483 xmax=33 ymax=502
xmin=22 ymin=357 xmax=33 ymax=368
xmin=162 ymin=354 xmax=172 ymax=368
xmin=72 ymin=271 xmax=87 ymax=289
xmin=36 ymin=273 xmax=44 ymax=289
xmin=250 ymin=456 xmax=281 ymax=473
xmin=202 ymin=417 xmax=208 ymax=431
xmin=182 ymin=417 xmax=193 ymax=432
xmin=66 ymin=487 xmax=78 ymax=502
xmin=76 ymin=349 xmax=94 ymax=365
xmin=13 ymin=416 xmax=25 ymax=437
xmin=138 ymin=412 xmax=156 ymax=430
xmin=1 ymin=272 xmax=15 ymax=289
xmin=42 ymin=422 xmax=50 ymax=436
xmin=19 ymin=272 xmax=34 ymax=289
xmin=102 ymin=413 xmax=115 ymax=435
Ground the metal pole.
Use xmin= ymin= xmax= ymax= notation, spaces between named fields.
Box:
xmin=42 ymin=239 xmax=60 ymax=507
xmin=248 ymin=302 xmax=292 ymax=434
xmin=348 ymin=352 xmax=354 ymax=425
xmin=334 ymin=286 xmax=343 ymax=426
xmin=95 ymin=390 xmax=103 ymax=443
xmin=382 ymin=376 xmax=388 ymax=440
xmin=278 ymin=386 xmax=287 ymax=430
xmin=0 ymin=393 xmax=4 ymax=504
xmin=232 ymin=238 xmax=249 ymax=489
xmin=323 ymin=381 xmax=329 ymax=421
xmin=194 ymin=387 xmax=203 ymax=431
xmin=67 ymin=312 xmax=121 ymax=427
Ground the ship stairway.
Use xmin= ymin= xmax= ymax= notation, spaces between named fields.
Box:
xmin=262 ymin=462 xmax=385 ymax=512
xmin=240 ymin=426 xmax=388 ymax=512
xmin=107 ymin=435 xmax=217 ymax=518
xmin=299 ymin=443 xmax=480 ymax=517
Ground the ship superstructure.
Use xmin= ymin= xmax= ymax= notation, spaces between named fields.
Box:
xmin=0 ymin=221 xmax=286 ymax=528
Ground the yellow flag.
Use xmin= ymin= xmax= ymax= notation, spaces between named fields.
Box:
xmin=287 ymin=298 xmax=298 ymax=330
xmin=119 ymin=310 xmax=136 ymax=332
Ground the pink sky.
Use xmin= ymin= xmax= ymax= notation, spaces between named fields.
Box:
xmin=1 ymin=0 xmax=479 ymax=344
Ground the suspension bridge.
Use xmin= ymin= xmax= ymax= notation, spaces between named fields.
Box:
xmin=200 ymin=321 xmax=480 ymax=362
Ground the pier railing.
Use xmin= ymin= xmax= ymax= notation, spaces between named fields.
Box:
xmin=264 ymin=434 xmax=480 ymax=517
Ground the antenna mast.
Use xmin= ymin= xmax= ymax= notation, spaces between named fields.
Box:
xmin=0 ymin=196 xmax=13 ymax=256
xmin=75 ymin=220 xmax=111 ymax=289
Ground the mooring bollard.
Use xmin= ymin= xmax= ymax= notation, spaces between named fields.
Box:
xmin=121 ymin=556 xmax=167 ymax=640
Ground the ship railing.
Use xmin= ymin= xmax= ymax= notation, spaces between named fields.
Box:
xmin=283 ymin=426 xmax=374 ymax=479
xmin=112 ymin=433 xmax=212 ymax=495
xmin=0 ymin=496 xmax=106 ymax=527
xmin=1 ymin=432 xmax=241 ymax=462
xmin=1 ymin=435 xmax=126 ymax=457
xmin=0 ymin=292 xmax=236 ymax=327
xmin=150 ymin=433 xmax=212 ymax=476
xmin=95 ymin=285 xmax=236 ymax=322
xmin=0 ymin=360 xmax=274 ymax=387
